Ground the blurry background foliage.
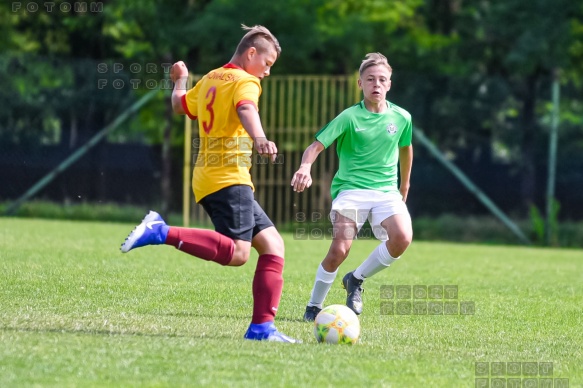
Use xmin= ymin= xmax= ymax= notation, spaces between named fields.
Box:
xmin=0 ymin=0 xmax=582 ymax=245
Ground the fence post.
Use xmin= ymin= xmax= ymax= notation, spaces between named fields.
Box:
xmin=414 ymin=127 xmax=531 ymax=245
xmin=545 ymin=69 xmax=560 ymax=245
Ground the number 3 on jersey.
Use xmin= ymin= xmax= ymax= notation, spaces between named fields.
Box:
xmin=202 ymin=86 xmax=216 ymax=134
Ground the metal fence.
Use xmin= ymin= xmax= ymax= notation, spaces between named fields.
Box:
xmin=3 ymin=56 xmax=581 ymax=229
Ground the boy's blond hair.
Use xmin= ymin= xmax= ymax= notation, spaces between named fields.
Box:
xmin=359 ymin=53 xmax=392 ymax=75
xmin=235 ymin=24 xmax=281 ymax=58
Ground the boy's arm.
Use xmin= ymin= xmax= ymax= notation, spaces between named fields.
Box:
xmin=291 ymin=141 xmax=325 ymax=192
xmin=237 ymin=104 xmax=278 ymax=162
xmin=170 ymin=61 xmax=189 ymax=114
xmin=399 ymin=145 xmax=413 ymax=202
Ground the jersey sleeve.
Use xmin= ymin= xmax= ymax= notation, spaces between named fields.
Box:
xmin=233 ymin=78 xmax=261 ymax=110
xmin=314 ymin=113 xmax=350 ymax=148
xmin=182 ymin=81 xmax=200 ymax=120
xmin=398 ymin=114 xmax=413 ymax=147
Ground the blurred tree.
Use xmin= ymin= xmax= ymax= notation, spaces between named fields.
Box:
xmin=2 ymin=0 xmax=582 ymax=217
xmin=98 ymin=0 xmax=203 ymax=215
xmin=461 ymin=0 xmax=580 ymax=213
xmin=393 ymin=0 xmax=583 ymax=216
xmin=0 ymin=0 xmax=129 ymax=150
xmin=180 ymin=0 xmax=428 ymax=75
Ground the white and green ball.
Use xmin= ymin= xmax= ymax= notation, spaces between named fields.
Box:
xmin=313 ymin=304 xmax=360 ymax=345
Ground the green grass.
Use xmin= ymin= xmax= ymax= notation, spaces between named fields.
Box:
xmin=0 ymin=217 xmax=581 ymax=387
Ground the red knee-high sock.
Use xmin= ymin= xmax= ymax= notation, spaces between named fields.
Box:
xmin=165 ymin=227 xmax=234 ymax=266
xmin=252 ymin=254 xmax=284 ymax=324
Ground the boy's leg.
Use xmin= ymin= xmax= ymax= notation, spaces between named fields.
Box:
xmin=120 ymin=210 xmax=235 ymax=265
xmin=120 ymin=186 xmax=258 ymax=265
xmin=165 ymin=227 xmax=235 ymax=265
xmin=305 ymin=191 xmax=368 ymax=318
xmin=249 ymin=226 xmax=285 ymax=324
xmin=383 ymin=212 xmax=413 ymax=258
xmin=344 ymin=229 xmax=400 ymax=315
xmin=244 ymin=203 xmax=300 ymax=343
xmin=343 ymin=192 xmax=413 ymax=315
xmin=352 ymin=212 xmax=412 ymax=280
xmin=304 ymin=212 xmax=357 ymax=321
xmin=303 ymin=263 xmax=337 ymax=322
xmin=306 ymin=263 xmax=337 ymax=308
xmin=352 ymin=241 xmax=396 ymax=280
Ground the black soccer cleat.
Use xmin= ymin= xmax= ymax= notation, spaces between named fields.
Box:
xmin=303 ymin=305 xmax=322 ymax=322
xmin=342 ymin=271 xmax=364 ymax=315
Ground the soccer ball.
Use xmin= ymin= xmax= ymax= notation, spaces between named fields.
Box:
xmin=313 ymin=304 xmax=360 ymax=344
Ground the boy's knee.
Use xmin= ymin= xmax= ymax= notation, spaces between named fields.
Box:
xmin=394 ymin=229 xmax=413 ymax=246
xmin=331 ymin=244 xmax=350 ymax=258
xmin=325 ymin=243 xmax=351 ymax=269
xmin=401 ymin=234 xmax=413 ymax=248
xmin=271 ymin=233 xmax=285 ymax=254
xmin=252 ymin=227 xmax=285 ymax=257
xmin=387 ymin=233 xmax=412 ymax=258
xmin=264 ymin=233 xmax=285 ymax=257
xmin=229 ymin=248 xmax=251 ymax=266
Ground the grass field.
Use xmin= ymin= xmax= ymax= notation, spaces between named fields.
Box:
xmin=1 ymin=217 xmax=581 ymax=387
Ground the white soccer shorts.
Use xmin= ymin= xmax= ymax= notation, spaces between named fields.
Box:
xmin=330 ymin=189 xmax=410 ymax=240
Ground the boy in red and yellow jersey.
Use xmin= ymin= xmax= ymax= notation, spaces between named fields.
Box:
xmin=121 ymin=25 xmax=299 ymax=343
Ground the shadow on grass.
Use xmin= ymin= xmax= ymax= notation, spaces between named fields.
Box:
xmin=0 ymin=325 xmax=234 ymax=339
xmin=160 ymin=311 xmax=308 ymax=323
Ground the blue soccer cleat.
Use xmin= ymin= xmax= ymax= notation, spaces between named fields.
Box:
xmin=120 ymin=211 xmax=170 ymax=253
xmin=244 ymin=322 xmax=301 ymax=343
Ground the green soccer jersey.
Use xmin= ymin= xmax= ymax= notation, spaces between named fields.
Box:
xmin=315 ymin=100 xmax=413 ymax=200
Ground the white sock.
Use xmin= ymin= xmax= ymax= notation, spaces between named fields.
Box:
xmin=353 ymin=242 xmax=398 ymax=280
xmin=307 ymin=264 xmax=338 ymax=308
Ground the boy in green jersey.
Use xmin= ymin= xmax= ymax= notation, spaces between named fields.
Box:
xmin=291 ymin=53 xmax=413 ymax=320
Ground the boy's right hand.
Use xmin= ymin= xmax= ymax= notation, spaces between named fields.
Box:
xmin=170 ymin=61 xmax=188 ymax=114
xmin=254 ymin=138 xmax=279 ymax=163
xmin=291 ymin=165 xmax=313 ymax=192
xmin=171 ymin=61 xmax=189 ymax=84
